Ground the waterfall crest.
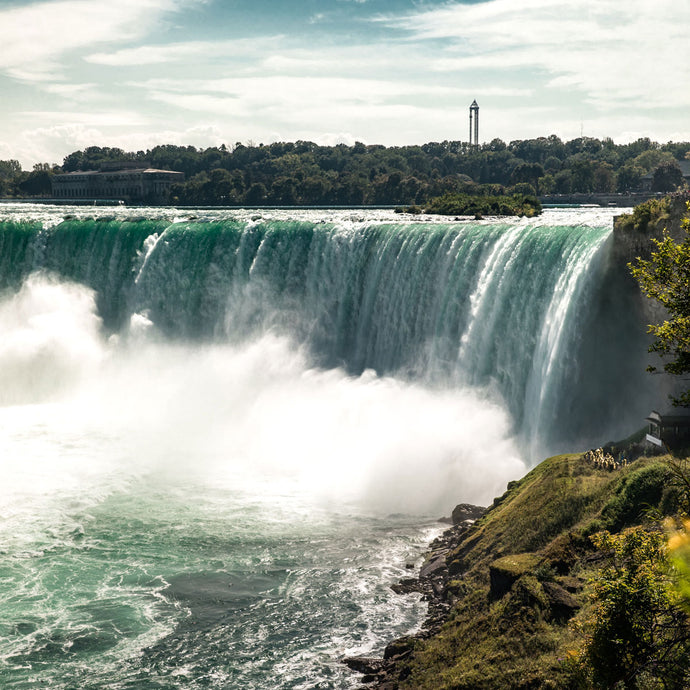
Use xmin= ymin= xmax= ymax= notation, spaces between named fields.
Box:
xmin=0 ymin=210 xmax=655 ymax=457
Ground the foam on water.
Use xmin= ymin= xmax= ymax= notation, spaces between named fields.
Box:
xmin=0 ymin=262 xmax=521 ymax=688
xmin=0 ymin=204 xmax=651 ymax=689
xmin=0 ymin=272 xmax=524 ymax=516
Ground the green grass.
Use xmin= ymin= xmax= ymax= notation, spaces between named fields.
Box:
xmin=398 ymin=453 xmax=680 ymax=689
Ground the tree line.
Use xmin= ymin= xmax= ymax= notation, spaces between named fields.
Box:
xmin=1 ymin=135 xmax=688 ymax=205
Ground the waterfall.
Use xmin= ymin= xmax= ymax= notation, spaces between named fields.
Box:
xmin=0 ymin=207 xmax=656 ymax=458
xmin=0 ymin=204 xmax=665 ymax=689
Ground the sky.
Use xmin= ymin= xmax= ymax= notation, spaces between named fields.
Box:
xmin=0 ymin=0 xmax=688 ymax=168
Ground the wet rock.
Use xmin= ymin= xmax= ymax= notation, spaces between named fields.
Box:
xmin=419 ymin=553 xmax=447 ymax=579
xmin=383 ymin=636 xmax=416 ymax=660
xmin=451 ymin=503 xmax=486 ymax=525
xmin=390 ymin=578 xmax=422 ymax=595
xmin=430 ymin=576 xmax=445 ymax=596
xmin=343 ymin=657 xmax=386 ymax=675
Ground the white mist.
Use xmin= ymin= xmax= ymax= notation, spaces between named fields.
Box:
xmin=0 ymin=273 xmax=525 ymax=528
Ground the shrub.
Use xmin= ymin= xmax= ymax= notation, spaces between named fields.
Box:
xmin=579 ymin=527 xmax=690 ymax=688
xmin=601 ymin=463 xmax=674 ymax=531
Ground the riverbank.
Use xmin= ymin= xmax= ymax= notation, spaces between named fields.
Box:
xmin=346 ymin=442 xmax=678 ymax=689
xmin=343 ymin=504 xmax=486 ymax=686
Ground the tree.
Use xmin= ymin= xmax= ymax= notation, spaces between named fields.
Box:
xmin=0 ymin=159 xmax=22 ymax=179
xmin=36 ymin=138 xmax=690 ymax=207
xmin=620 ymin=137 xmax=658 ymax=163
xmin=204 ymin=168 xmax=239 ymax=204
xmin=634 ymin=150 xmax=675 ymax=174
xmin=618 ymin=164 xmax=645 ymax=193
xmin=568 ymin=157 xmax=596 ymax=193
xmin=245 ymin=182 xmax=267 ymax=205
xmin=18 ymin=168 xmax=52 ymax=196
xmin=630 ymin=203 xmax=690 ymax=406
xmin=544 ymin=155 xmax=562 ymax=172
xmin=581 ymin=527 xmax=690 ymax=688
xmin=537 ymin=173 xmax=556 ymax=195
xmin=566 ymin=136 xmax=603 ymax=156
xmin=511 ymin=162 xmax=544 ymax=193
xmin=509 ymin=182 xmax=536 ymax=196
xmin=0 ymin=159 xmax=23 ymax=196
xmin=653 ymin=161 xmax=684 ymax=193
xmin=269 ymin=176 xmax=297 ymax=205
xmin=484 ymin=138 xmax=507 ymax=152
xmin=593 ymin=162 xmax=616 ymax=193
xmin=554 ymin=169 xmax=573 ymax=194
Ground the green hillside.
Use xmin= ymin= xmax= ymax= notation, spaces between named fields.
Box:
xmin=374 ymin=450 xmax=690 ymax=689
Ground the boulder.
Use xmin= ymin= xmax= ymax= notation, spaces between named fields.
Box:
xmin=489 ymin=553 xmax=542 ymax=598
xmin=542 ymin=581 xmax=581 ymax=621
xmin=451 ymin=503 xmax=486 ymax=525
xmin=419 ymin=553 xmax=448 ymax=579
xmin=383 ymin=636 xmax=416 ymax=660
xmin=342 ymin=657 xmax=386 ymax=674
xmin=391 ymin=578 xmax=422 ymax=594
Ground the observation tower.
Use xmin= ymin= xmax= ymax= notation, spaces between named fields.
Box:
xmin=469 ymin=100 xmax=479 ymax=147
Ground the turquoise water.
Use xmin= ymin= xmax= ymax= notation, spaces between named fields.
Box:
xmin=0 ymin=331 xmax=505 ymax=689
xmin=0 ymin=206 xmax=630 ymax=450
xmin=0 ymin=204 xmax=648 ymax=688
xmin=0 ymin=475 xmax=437 ymax=689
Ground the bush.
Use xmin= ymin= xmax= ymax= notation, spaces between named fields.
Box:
xmin=580 ymin=527 xmax=690 ymax=688
xmin=425 ymin=192 xmax=541 ymax=217
xmin=601 ymin=463 xmax=674 ymax=531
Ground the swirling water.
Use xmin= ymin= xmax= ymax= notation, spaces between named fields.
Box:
xmin=0 ymin=204 xmax=650 ymax=688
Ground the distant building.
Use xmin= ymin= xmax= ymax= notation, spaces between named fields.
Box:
xmin=469 ymin=100 xmax=480 ymax=147
xmin=52 ymin=165 xmax=185 ymax=204
xmin=640 ymin=160 xmax=690 ymax=192
xmin=646 ymin=409 xmax=690 ymax=448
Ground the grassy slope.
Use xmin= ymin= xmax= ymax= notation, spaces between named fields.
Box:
xmin=397 ymin=452 xmax=677 ymax=689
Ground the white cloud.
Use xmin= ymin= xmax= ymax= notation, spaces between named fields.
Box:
xmin=0 ymin=0 xmax=204 ymax=82
xmin=86 ymin=37 xmax=279 ymax=67
xmin=6 ymin=123 xmax=107 ymax=166
xmin=136 ymin=74 xmax=455 ymax=103
xmin=92 ymin=38 xmax=429 ymax=80
xmin=134 ymin=74 xmax=472 ymax=145
xmin=5 ymin=121 xmax=226 ymax=168
xmin=133 ymin=74 xmax=463 ymax=134
xmin=20 ymin=111 xmax=150 ymax=127
xmin=41 ymin=83 xmax=99 ymax=99
xmin=388 ymin=0 xmax=690 ymax=111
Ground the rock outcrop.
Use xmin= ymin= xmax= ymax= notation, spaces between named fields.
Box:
xmin=343 ymin=504 xmax=486 ymax=688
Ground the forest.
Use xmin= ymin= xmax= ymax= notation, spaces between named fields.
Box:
xmin=1 ymin=135 xmax=688 ymax=206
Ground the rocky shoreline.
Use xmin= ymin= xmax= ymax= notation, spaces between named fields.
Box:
xmin=343 ymin=503 xmax=486 ymax=688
